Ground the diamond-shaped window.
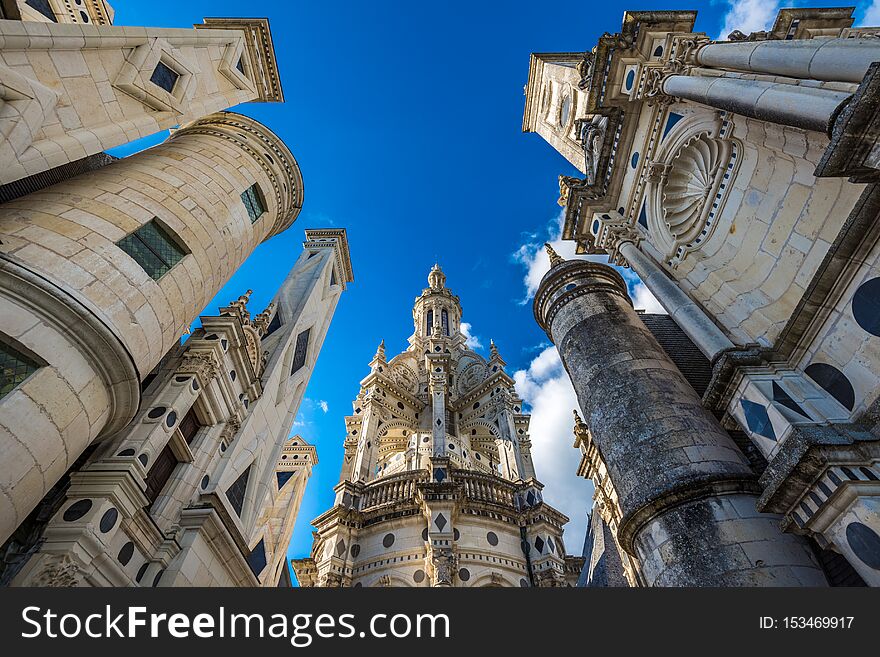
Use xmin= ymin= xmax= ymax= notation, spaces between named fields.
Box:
xmin=435 ymin=513 xmax=447 ymax=532
xmin=150 ymin=61 xmax=180 ymax=93
xmin=740 ymin=399 xmax=776 ymax=441
xmin=534 ymin=536 xmax=545 ymax=553
xmin=771 ymin=382 xmax=808 ymax=418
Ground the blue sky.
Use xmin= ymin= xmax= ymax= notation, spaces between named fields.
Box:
xmin=108 ymin=0 xmax=880 ymax=583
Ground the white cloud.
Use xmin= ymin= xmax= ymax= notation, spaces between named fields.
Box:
xmin=859 ymin=0 xmax=880 ymax=25
xmin=460 ymin=322 xmax=483 ymax=350
xmin=716 ymin=0 xmax=782 ymax=40
xmin=318 ymin=400 xmax=329 ymax=413
xmin=512 ymin=209 xmax=665 ymax=314
xmin=513 ymin=346 xmax=594 ymax=554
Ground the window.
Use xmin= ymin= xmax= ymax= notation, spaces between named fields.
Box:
xmin=178 ymin=406 xmax=203 ymax=445
xmin=226 ymin=466 xmax=251 ymax=517
xmin=330 ymin=268 xmax=337 ymax=287
xmin=240 ymin=184 xmax=266 ymax=223
xmin=276 ymin=471 xmax=295 ymax=489
xmin=150 ymin=61 xmax=179 ymax=93
xmin=26 ymin=0 xmax=56 ymax=21
xmin=247 ymin=539 xmax=267 ymax=577
xmin=236 ymin=57 xmax=246 ymax=75
xmin=117 ymin=220 xmax=186 ymax=280
xmin=290 ymin=328 xmax=310 ymax=375
xmin=144 ymin=445 xmax=179 ymax=506
xmin=426 ymin=310 xmax=433 ymax=335
xmin=0 ymin=340 xmax=40 ymax=401
xmin=441 ymin=309 xmax=449 ymax=336
xmin=265 ymin=306 xmax=283 ymax=336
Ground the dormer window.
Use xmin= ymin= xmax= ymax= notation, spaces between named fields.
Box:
xmin=25 ymin=0 xmax=56 ymax=22
xmin=559 ymin=93 xmax=572 ymax=128
xmin=241 ymin=184 xmax=266 ymax=223
xmin=150 ymin=61 xmax=180 ymax=93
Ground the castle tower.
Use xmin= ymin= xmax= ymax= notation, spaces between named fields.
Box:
xmin=7 ymin=229 xmax=352 ymax=586
xmin=0 ymin=111 xmax=302 ymax=545
xmin=292 ymin=266 xmax=582 ymax=587
xmin=535 ymin=248 xmax=826 ymax=586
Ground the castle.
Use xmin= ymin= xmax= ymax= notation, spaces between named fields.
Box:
xmin=292 ymin=265 xmax=582 ymax=587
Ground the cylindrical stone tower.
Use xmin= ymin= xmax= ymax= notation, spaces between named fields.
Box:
xmin=0 ymin=111 xmax=302 ymax=543
xmin=533 ymin=249 xmax=826 ymax=586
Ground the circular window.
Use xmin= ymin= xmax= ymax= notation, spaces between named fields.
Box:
xmin=191 ymin=379 xmax=200 ymax=391
xmin=138 ymin=453 xmax=148 ymax=467
xmin=147 ymin=407 xmax=166 ymax=419
xmin=559 ymin=93 xmax=572 ymax=127
xmin=487 ymin=531 xmax=499 ymax=546
xmin=805 ymin=363 xmax=855 ymax=411
xmin=458 ymin=568 xmax=470 ymax=582
xmin=453 ymin=528 xmax=460 ymax=541
xmin=413 ymin=569 xmax=425 ymax=583
xmin=118 ymin=542 xmax=135 ymax=566
xmin=174 ymin=376 xmax=189 ymax=383
xmin=852 ymin=277 xmax=880 ymax=337
xmin=63 ymin=499 xmax=92 ymax=522
xmin=152 ymin=569 xmax=165 ymax=587
xmin=117 ymin=448 xmax=135 ymax=457
xmin=845 ymin=522 xmax=880 ymax=570
xmin=99 ymin=508 xmax=118 ymax=533
xmin=422 ymin=527 xmax=429 ymax=541
xmin=625 ymin=69 xmax=636 ymax=90
xmin=136 ymin=562 xmax=150 ymax=583
xmin=382 ymin=533 xmax=395 ymax=548
xmin=520 ymin=578 xmax=529 ymax=587
xmin=201 ymin=475 xmax=210 ymax=489
xmin=631 ymin=152 xmax=639 ymax=169
xmin=165 ymin=411 xmax=178 ymax=428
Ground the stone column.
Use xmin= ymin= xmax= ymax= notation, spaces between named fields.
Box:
xmin=533 ymin=247 xmax=826 ymax=586
xmin=696 ymin=38 xmax=880 ymax=85
xmin=617 ymin=240 xmax=734 ymax=361
xmin=662 ymin=75 xmax=851 ymax=134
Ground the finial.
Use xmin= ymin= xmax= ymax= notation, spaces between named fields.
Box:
xmin=428 ymin=263 xmax=446 ymax=290
xmin=545 ymin=243 xmax=564 ymax=267
xmin=490 ymin=339 xmax=499 ymax=359
xmin=375 ymin=339 xmax=386 ymax=361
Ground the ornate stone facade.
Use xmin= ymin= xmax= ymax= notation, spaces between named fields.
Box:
xmin=525 ymin=7 xmax=880 ymax=585
xmin=0 ymin=7 xmax=354 ymax=587
xmin=6 ymin=229 xmax=352 ymax=586
xmin=292 ymin=266 xmax=582 ymax=587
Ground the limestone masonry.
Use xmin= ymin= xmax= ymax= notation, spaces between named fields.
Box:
xmin=0 ymin=2 xmax=354 ymax=586
xmin=526 ymin=7 xmax=880 ymax=585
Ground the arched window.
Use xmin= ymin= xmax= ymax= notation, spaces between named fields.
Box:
xmin=441 ymin=309 xmax=449 ymax=336
xmin=426 ymin=310 xmax=433 ymax=335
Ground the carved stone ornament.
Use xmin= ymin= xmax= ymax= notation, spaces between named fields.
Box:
xmin=178 ymin=351 xmax=220 ymax=383
xmin=661 ymin=132 xmax=731 ymax=254
xmin=33 ymin=555 xmax=80 ymax=587
xmin=430 ymin=547 xmax=456 ymax=586
xmin=576 ymin=51 xmax=594 ymax=91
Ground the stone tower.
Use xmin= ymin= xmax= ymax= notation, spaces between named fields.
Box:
xmin=8 ymin=228 xmax=353 ymax=586
xmin=524 ymin=8 xmax=880 ymax=585
xmin=292 ymin=266 xmax=582 ymax=587
xmin=0 ymin=5 xmax=294 ymax=547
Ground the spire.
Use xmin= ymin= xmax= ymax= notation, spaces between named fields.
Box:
xmin=488 ymin=338 xmax=506 ymax=368
xmin=220 ymin=288 xmax=254 ymax=323
xmin=490 ymin=339 xmax=499 ymax=359
xmin=252 ymin=301 xmax=276 ymax=336
xmin=428 ymin=263 xmax=446 ymax=290
xmin=374 ymin=339 xmax=386 ymax=362
xmin=545 ymin=243 xmax=564 ymax=268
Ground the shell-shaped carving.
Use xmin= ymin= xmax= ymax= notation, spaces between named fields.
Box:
xmin=661 ymin=133 xmax=728 ymax=247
